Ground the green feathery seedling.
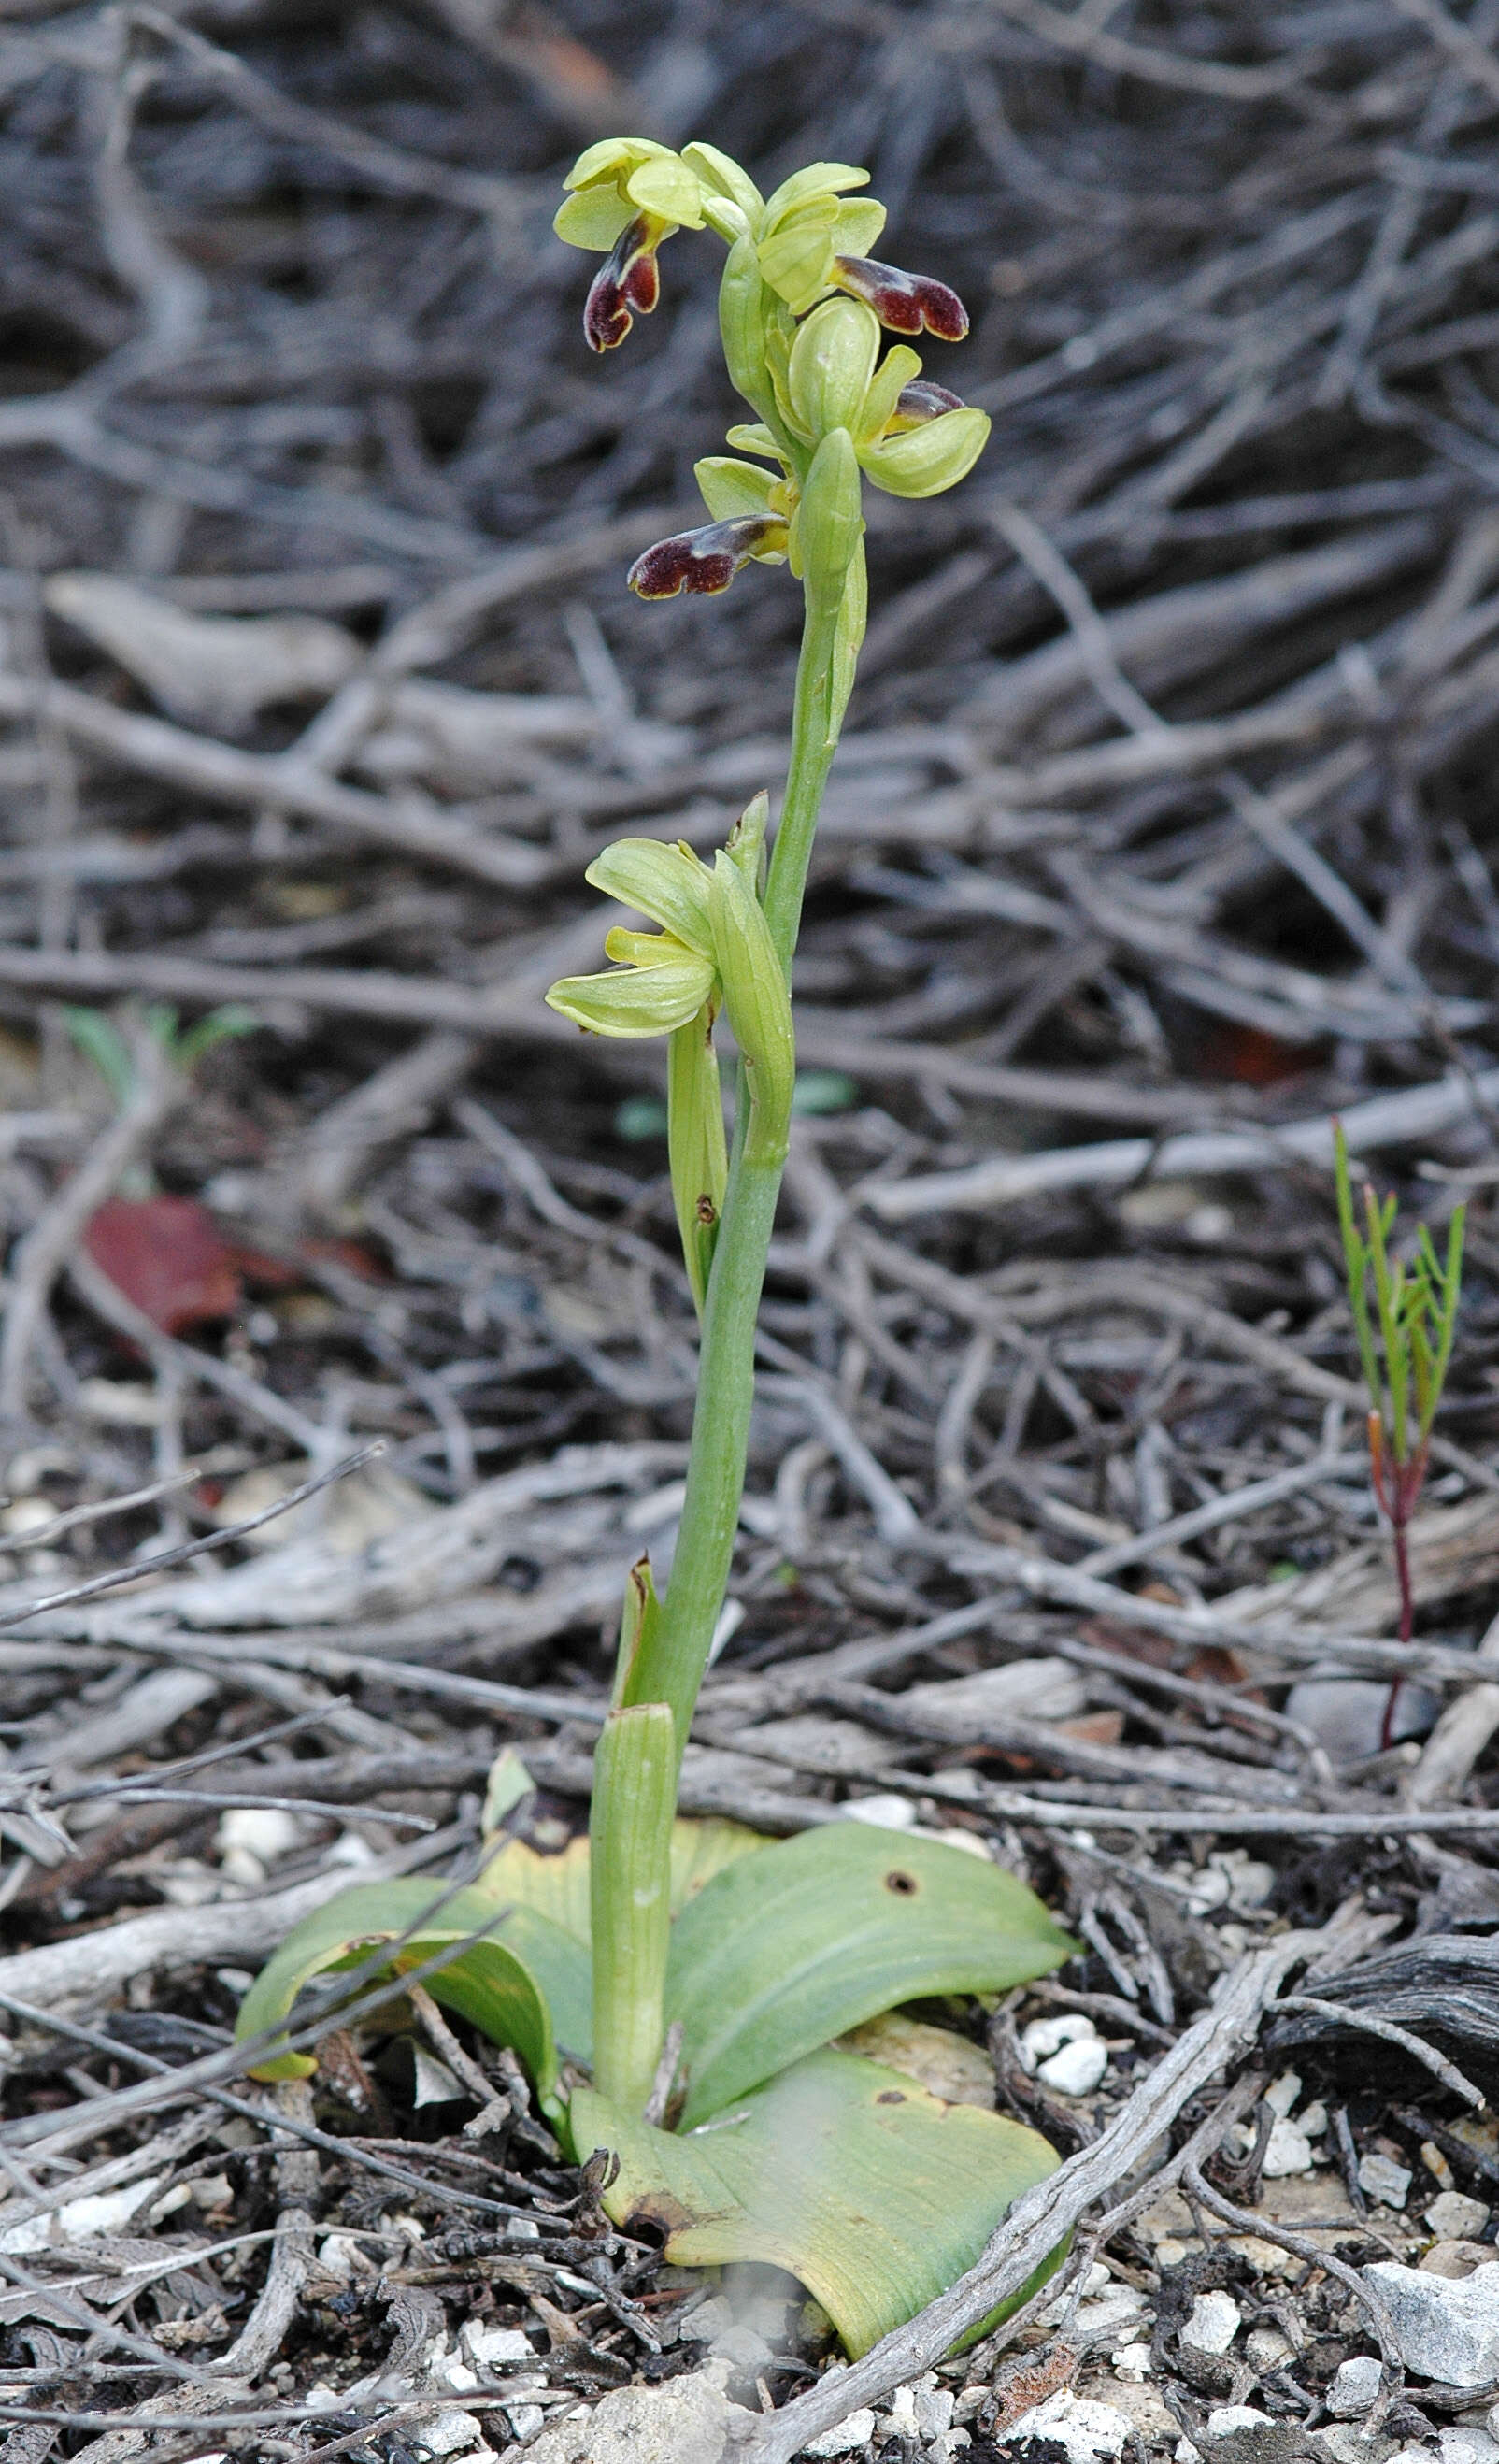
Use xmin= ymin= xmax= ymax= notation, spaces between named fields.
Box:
xmin=238 ymin=140 xmax=1078 ymax=2355
xmin=1334 ymin=1123 xmax=1465 ymax=1748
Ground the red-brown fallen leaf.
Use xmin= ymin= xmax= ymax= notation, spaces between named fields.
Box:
xmin=1197 ymin=1022 xmax=1321 ymax=1085
xmin=82 ymin=1195 xmax=294 ymax=1334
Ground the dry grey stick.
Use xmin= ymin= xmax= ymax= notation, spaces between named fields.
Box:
xmin=864 ymin=1060 xmax=1499 ymax=1219
xmin=0 ymin=1029 xmax=176 ymax=1425
xmin=218 ymin=2080 xmax=318 ymax=2379
xmin=1409 ymin=1604 xmax=1499 ymax=1805
xmin=734 ymin=1936 xmax=1311 ymax=2464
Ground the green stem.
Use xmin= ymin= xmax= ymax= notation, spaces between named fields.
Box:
xmin=623 ymin=584 xmax=847 ymax=1760
xmin=589 ymin=1702 xmax=677 ymax=2113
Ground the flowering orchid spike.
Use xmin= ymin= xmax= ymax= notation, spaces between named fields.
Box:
xmin=832 ymin=255 xmax=969 ymax=340
xmin=629 ymin=514 xmax=789 ymax=599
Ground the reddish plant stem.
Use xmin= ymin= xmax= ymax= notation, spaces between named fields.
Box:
xmin=1377 ymin=1440 xmax=1426 ymax=1753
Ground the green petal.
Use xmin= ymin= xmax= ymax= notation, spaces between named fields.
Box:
xmin=681 ymin=142 xmax=763 ymax=219
xmin=626 ymin=155 xmax=704 ymax=228
xmin=758 ymin=212 xmax=838 ymax=315
xmin=764 ymin=162 xmax=872 ymax=223
xmin=553 ymin=187 xmax=635 ymax=251
xmin=546 ymin=953 xmax=716 ymax=1038
xmin=859 ymin=406 xmax=992 ymax=498
xmin=585 ymin=837 xmax=716 ymax=955
xmin=855 ymin=343 xmax=924 ymax=442
xmin=723 ymin=423 xmax=790 ymax=466
xmin=832 ymin=197 xmax=888 ymax=259
xmin=695 ymin=455 xmax=779 ymax=521
xmin=562 ymin=137 xmax=637 ymax=192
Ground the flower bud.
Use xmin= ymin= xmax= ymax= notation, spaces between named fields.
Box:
xmin=717 ymin=234 xmax=777 ymax=414
xmin=723 ymin=788 xmax=770 ymax=892
xmin=710 ymin=851 xmax=794 ymax=1133
xmin=628 ymin=514 xmax=788 ymax=599
xmin=787 ymin=298 xmax=881 ymax=440
xmin=795 ymin=426 xmax=864 ymax=611
xmin=831 ymin=254 xmax=968 ymax=340
xmin=857 ymin=404 xmax=991 ymax=498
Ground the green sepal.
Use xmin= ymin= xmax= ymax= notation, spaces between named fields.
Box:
xmin=858 ymin=406 xmax=992 ymax=498
xmin=664 ymin=1821 xmax=1075 ymax=2127
xmin=589 ymin=1702 xmax=678 ymax=2113
xmin=694 ymin=456 xmax=781 ymax=522
xmin=681 ymin=142 xmax=763 ymax=221
xmin=567 ymin=2046 xmax=1064 ymax=2358
xmin=788 ymin=297 xmax=881 ymax=440
xmin=829 ymin=537 xmax=868 ymax=737
xmin=666 ymin=1006 xmax=726 ymax=1317
xmin=719 ymin=232 xmax=775 ymax=413
xmin=545 ymin=947 xmax=716 ymax=1038
xmin=763 ymin=162 xmax=872 ymax=220
xmin=758 ymin=197 xmax=839 ymax=317
xmin=585 ymin=837 xmax=715 ymax=958
xmin=553 ymin=185 xmax=636 ymax=251
xmin=724 ymin=423 xmax=791 ymax=466
xmin=831 ymin=196 xmax=887 ymax=261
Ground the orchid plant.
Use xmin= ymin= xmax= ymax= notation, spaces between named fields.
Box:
xmin=238 ymin=142 xmax=1073 ymax=2358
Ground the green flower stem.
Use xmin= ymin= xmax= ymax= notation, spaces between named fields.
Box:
xmin=589 ymin=1702 xmax=678 ymax=2113
xmin=764 ymin=587 xmax=847 ymax=975
xmin=619 ymin=585 xmax=849 ymax=1758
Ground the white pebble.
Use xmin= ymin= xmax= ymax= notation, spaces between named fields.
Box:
xmin=1262 ymin=2119 xmax=1315 ymax=2177
xmin=1111 ymin=2343 xmax=1152 ymax=2381
xmin=1181 ymin=2290 xmax=1241 ymax=2356
xmin=1430 ymin=2192 xmax=1492 ymax=2242
xmin=1019 ymin=2013 xmax=1097 ymax=2073
xmin=1359 ymin=2152 xmax=1413 ymax=2210
xmin=803 ymin=2409 xmax=877 ymax=2456
xmin=505 ymin=2403 xmax=545 ymax=2442
xmin=1037 ymin=2036 xmax=1109 ymax=2098
xmin=1004 ymin=2393 xmax=1132 ymax=2462
xmin=1264 ymin=2071 xmax=1302 ymax=2117
xmin=1327 ymin=2356 xmax=1380 ymax=2416
xmin=419 ymin=2409 xmax=483 ymax=2457
xmin=461 ymin=2324 xmax=535 ymax=2371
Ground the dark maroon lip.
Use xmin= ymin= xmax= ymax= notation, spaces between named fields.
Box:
xmin=628 ymin=515 xmax=786 ymax=599
xmin=584 ymin=214 xmax=662 ymax=353
xmin=832 ymin=254 xmax=969 ymax=341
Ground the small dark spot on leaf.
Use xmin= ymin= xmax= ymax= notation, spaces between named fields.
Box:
xmin=876 ymin=2088 xmax=906 ymax=2104
xmin=884 ymin=1869 xmax=919 ymax=1896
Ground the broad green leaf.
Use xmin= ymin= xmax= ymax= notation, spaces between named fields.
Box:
xmin=234 ymin=1881 xmax=591 ymax=2108
xmin=665 ymin=1824 xmax=1075 ymax=2127
xmin=475 ymin=1819 xmax=766 ymax=1944
xmin=568 ymin=2047 xmax=1064 ymax=2358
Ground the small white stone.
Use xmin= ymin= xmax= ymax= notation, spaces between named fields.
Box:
xmin=1430 ymin=2193 xmax=1492 ymax=2243
xmin=1327 ymin=2356 xmax=1380 ymax=2416
xmin=506 ymin=2403 xmax=545 ymax=2441
xmin=461 ymin=2323 xmax=535 ymax=2371
xmin=1438 ymin=2429 xmax=1499 ymax=2464
xmin=1037 ymin=2036 xmax=1109 ymax=2098
xmin=1207 ymin=2408 xmax=1270 ymax=2438
xmin=1262 ymin=2118 xmax=1315 ymax=2177
xmin=840 ymin=1795 xmax=916 ymax=1831
xmin=1019 ymin=2013 xmax=1098 ymax=2073
xmin=910 ymin=2377 xmax=954 ymax=2442
xmin=1359 ymin=2152 xmax=1413 ymax=2210
xmin=1153 ymin=2237 xmax=1191 ymax=2269
xmin=1245 ymin=2327 xmax=1293 ymax=2371
xmin=1265 ymin=2071 xmax=1302 ymax=2117
xmin=419 ymin=2408 xmax=483 ymax=2457
xmin=803 ymin=2408 xmax=877 ymax=2456
xmin=887 ymin=2385 xmax=919 ymax=2437
xmin=1300 ymin=2101 xmax=1329 ymax=2139
xmin=1111 ymin=2343 xmax=1153 ymax=2381
xmin=1004 ymin=2392 xmax=1133 ymax=2462
xmin=215 ymin=1806 xmax=300 ymax=1870
xmin=1181 ymin=2290 xmax=1241 ymax=2357
xmin=315 ymin=2232 xmax=376 ymax=2281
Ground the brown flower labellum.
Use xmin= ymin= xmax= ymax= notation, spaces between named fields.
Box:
xmin=832 ymin=254 xmax=968 ymax=341
xmin=887 ymin=379 xmax=965 ymax=429
xmin=585 ymin=212 xmax=667 ymax=353
xmin=628 ymin=514 xmax=789 ymax=599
